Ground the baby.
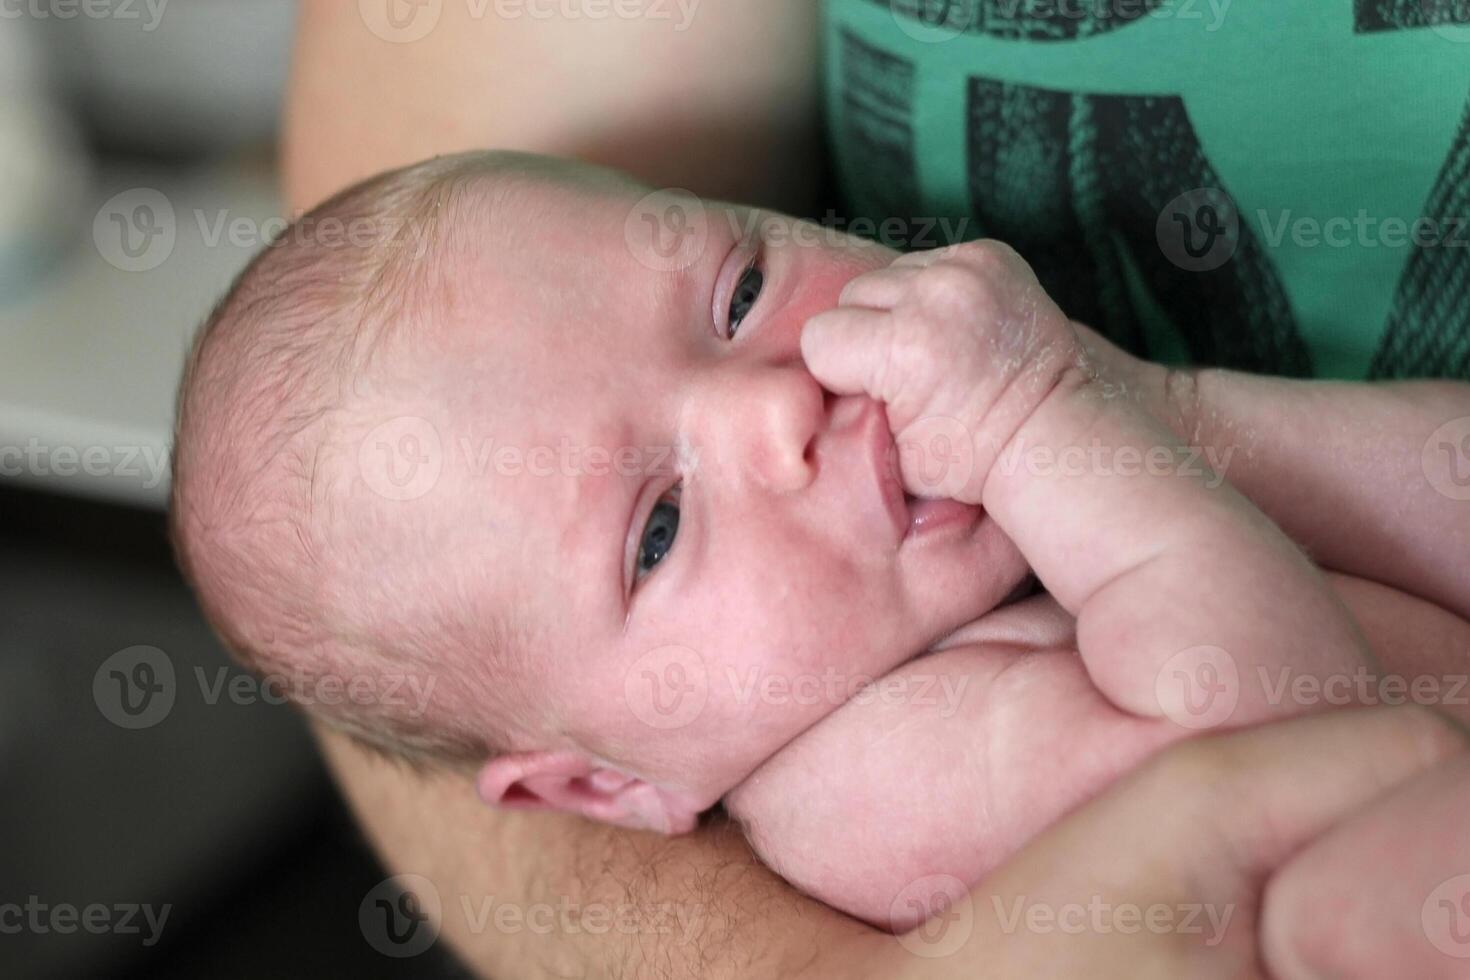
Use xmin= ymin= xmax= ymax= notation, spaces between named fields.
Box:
xmin=171 ymin=152 xmax=1470 ymax=930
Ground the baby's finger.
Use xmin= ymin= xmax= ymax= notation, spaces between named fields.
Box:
xmin=887 ymin=246 xmax=953 ymax=269
xmin=838 ymin=267 xmax=920 ymax=310
xmin=801 ymin=307 xmax=904 ymax=404
xmin=892 ymin=240 xmax=1033 ymax=289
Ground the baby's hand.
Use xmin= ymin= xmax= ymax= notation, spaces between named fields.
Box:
xmin=802 ymin=241 xmax=1087 ymax=504
xmin=806 ymin=239 xmax=1373 ymax=729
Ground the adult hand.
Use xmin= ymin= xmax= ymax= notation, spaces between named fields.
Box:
xmin=886 ymin=705 xmax=1465 ymax=979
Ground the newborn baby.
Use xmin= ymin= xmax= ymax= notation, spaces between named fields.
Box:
xmin=171 ymin=152 xmax=1467 ymax=930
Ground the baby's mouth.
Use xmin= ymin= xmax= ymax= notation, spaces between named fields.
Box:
xmin=902 ymin=490 xmax=982 ymax=542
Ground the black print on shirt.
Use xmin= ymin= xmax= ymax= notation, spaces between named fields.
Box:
xmin=871 ymin=0 xmax=1167 ymax=42
xmin=1370 ymin=91 xmax=1470 ymax=379
xmin=1354 ymin=0 xmax=1470 ymax=33
xmin=838 ymin=29 xmax=921 ymax=241
xmin=833 ymin=2 xmax=1470 ymax=378
xmin=965 ymin=78 xmax=1313 ymax=375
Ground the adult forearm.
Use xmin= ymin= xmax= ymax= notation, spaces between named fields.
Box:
xmin=315 ymin=725 xmax=897 ymax=979
xmin=1175 ymin=369 xmax=1470 ymax=620
xmin=282 ymin=0 xmax=823 ymax=215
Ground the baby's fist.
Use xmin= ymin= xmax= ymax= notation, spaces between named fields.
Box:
xmin=802 ymin=240 xmax=1086 ymax=504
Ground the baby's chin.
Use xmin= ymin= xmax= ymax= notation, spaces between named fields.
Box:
xmin=899 ymin=512 xmax=1033 ymax=647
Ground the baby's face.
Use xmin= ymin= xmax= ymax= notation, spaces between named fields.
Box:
xmin=397 ymin=172 xmax=1028 ymax=811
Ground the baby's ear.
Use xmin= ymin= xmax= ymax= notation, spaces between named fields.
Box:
xmin=476 ymin=751 xmax=699 ymax=835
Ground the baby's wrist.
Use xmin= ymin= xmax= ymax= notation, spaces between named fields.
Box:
xmin=1161 ymin=362 xmax=1204 ymax=445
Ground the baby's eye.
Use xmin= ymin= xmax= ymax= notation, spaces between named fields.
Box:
xmin=635 ymin=487 xmax=681 ymax=581
xmin=726 ymin=263 xmax=764 ymax=339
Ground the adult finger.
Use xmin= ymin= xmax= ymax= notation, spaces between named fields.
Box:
xmin=890 ymin=706 xmax=1465 ymax=980
xmin=1261 ymin=748 xmax=1470 ymax=980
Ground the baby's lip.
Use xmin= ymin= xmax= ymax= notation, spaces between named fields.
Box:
xmin=818 ymin=396 xmax=908 ymax=545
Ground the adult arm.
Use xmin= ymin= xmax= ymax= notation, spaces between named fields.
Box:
xmin=899 ymin=705 xmax=1466 ymax=980
xmin=321 ymin=704 xmax=1467 ymax=980
xmin=282 ymin=0 xmax=824 ymax=214
xmin=1175 ymin=370 xmax=1470 ymax=622
xmin=1075 ymin=325 xmax=1470 ymax=621
xmin=315 ymin=724 xmax=885 ymax=979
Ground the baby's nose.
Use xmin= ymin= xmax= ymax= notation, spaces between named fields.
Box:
xmin=692 ymin=366 xmax=823 ymax=495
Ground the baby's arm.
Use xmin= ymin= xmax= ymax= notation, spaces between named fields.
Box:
xmin=805 ymin=242 xmax=1372 ymax=727
xmin=725 ymin=596 xmax=1176 ymax=929
xmin=725 ymin=576 xmax=1470 ymax=930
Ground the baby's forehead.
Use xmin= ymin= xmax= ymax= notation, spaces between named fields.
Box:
xmin=427 ymin=195 xmax=698 ymax=390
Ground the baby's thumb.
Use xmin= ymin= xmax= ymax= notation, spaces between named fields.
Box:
xmin=801 ymin=308 xmax=907 ymax=409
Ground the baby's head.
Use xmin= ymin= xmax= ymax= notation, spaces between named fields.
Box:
xmin=172 ymin=152 xmax=1028 ymax=832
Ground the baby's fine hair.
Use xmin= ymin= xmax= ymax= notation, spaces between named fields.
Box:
xmin=171 ymin=152 xmax=573 ymax=770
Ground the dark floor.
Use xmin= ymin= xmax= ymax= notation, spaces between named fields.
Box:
xmin=1 ymin=485 xmax=468 ymax=979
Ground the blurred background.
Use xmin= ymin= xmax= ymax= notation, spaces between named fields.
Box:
xmin=1 ymin=4 xmax=465 ymax=976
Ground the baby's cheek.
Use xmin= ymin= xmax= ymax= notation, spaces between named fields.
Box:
xmin=765 ymin=241 xmax=892 ymax=349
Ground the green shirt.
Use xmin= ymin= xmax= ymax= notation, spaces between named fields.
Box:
xmin=823 ymin=0 xmax=1470 ymax=379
